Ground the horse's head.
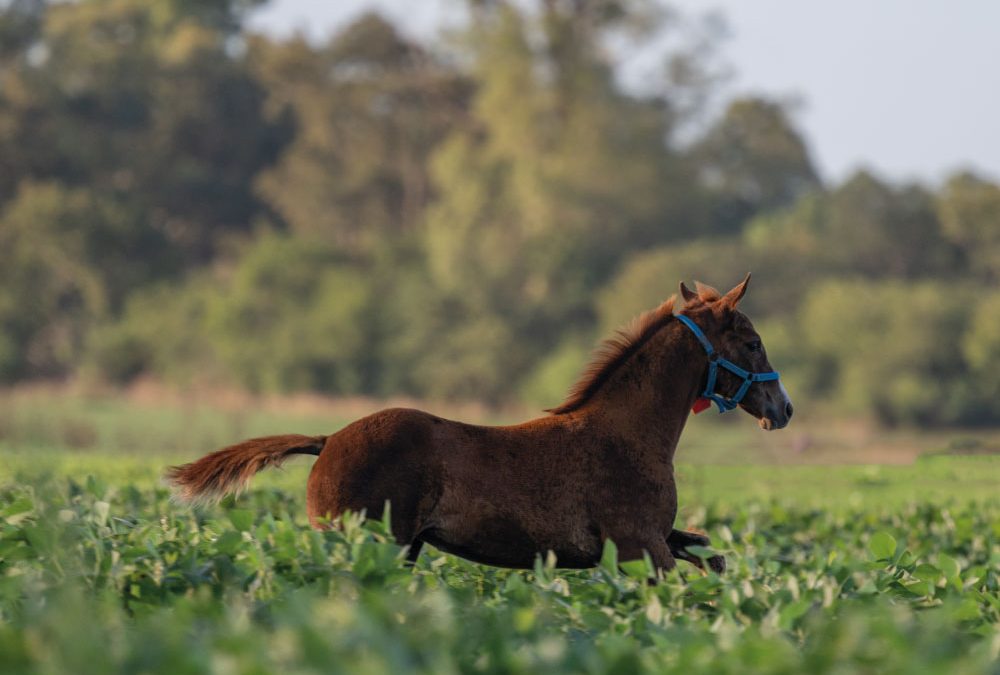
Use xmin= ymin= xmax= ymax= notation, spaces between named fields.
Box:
xmin=677 ymin=274 xmax=793 ymax=430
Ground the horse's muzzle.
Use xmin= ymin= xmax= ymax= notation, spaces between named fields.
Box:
xmin=760 ymin=399 xmax=793 ymax=431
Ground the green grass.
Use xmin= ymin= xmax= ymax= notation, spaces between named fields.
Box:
xmin=1 ymin=389 xmax=999 ymax=673
xmin=678 ymin=457 xmax=1000 ymax=508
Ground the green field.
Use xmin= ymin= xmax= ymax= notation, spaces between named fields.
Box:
xmin=2 ymin=390 xmax=999 ymax=673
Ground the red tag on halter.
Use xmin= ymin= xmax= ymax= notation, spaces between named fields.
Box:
xmin=691 ymin=397 xmax=712 ymax=414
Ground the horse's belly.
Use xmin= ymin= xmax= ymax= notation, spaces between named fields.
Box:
xmin=422 ymin=516 xmax=602 ymax=570
xmin=421 ymin=531 xmax=537 ymax=568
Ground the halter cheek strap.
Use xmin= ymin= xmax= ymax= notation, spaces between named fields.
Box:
xmin=675 ymin=314 xmax=780 ymax=414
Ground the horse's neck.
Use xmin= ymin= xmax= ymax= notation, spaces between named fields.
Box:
xmin=583 ymin=322 xmax=704 ymax=460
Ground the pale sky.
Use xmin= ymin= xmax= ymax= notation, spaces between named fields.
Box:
xmin=248 ymin=1 xmax=1000 ymax=186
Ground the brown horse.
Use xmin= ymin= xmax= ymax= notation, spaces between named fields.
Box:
xmin=167 ymin=275 xmax=792 ymax=575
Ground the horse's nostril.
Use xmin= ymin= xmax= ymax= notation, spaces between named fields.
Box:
xmin=785 ymin=402 xmax=794 ymax=419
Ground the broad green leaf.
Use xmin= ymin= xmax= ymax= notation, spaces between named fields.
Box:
xmin=620 ymin=558 xmax=652 ymax=579
xmin=684 ymin=545 xmax=715 ymax=560
xmin=599 ymin=539 xmax=618 ymax=574
xmin=912 ymin=564 xmax=942 ymax=583
xmin=1 ymin=496 xmax=33 ymax=519
xmin=1 ymin=497 xmax=34 ymax=526
xmin=228 ymin=509 xmax=255 ymax=532
xmin=937 ymin=554 xmax=960 ymax=580
xmin=778 ymin=599 xmax=812 ymax=629
xmin=214 ymin=530 xmax=244 ymax=555
xmin=902 ymin=580 xmax=933 ymax=597
xmin=869 ymin=532 xmax=897 ymax=560
xmin=950 ymin=599 xmax=981 ymax=621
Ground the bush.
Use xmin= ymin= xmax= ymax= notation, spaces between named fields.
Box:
xmin=962 ymin=292 xmax=1000 ymax=402
xmin=207 ymin=236 xmax=376 ymax=394
xmin=797 ymin=280 xmax=998 ymax=426
xmin=87 ymin=235 xmax=380 ymax=395
xmin=85 ymin=281 xmax=219 ymax=386
xmin=0 ymin=182 xmax=111 ymax=380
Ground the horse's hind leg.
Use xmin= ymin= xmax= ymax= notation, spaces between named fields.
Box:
xmin=667 ymin=528 xmax=710 ymax=549
xmin=667 ymin=528 xmax=726 ymax=574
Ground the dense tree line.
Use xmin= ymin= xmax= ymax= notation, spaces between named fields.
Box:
xmin=1 ymin=0 xmax=998 ymax=426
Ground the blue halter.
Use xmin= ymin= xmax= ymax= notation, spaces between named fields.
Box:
xmin=676 ymin=314 xmax=780 ymax=413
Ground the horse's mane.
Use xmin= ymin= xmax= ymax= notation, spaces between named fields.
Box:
xmin=548 ymin=295 xmax=679 ymax=415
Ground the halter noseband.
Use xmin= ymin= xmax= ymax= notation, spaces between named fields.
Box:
xmin=676 ymin=314 xmax=780 ymax=413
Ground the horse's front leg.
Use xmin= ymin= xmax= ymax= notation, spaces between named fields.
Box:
xmin=667 ymin=528 xmax=726 ymax=574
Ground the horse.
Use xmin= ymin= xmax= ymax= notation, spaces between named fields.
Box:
xmin=167 ymin=274 xmax=793 ymax=575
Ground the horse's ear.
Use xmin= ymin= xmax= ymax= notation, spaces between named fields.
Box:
xmin=722 ymin=273 xmax=751 ymax=308
xmin=679 ymin=281 xmax=699 ymax=305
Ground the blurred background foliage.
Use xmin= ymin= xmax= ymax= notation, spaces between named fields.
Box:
xmin=1 ymin=0 xmax=998 ymax=426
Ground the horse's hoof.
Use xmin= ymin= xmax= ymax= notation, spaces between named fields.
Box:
xmin=707 ymin=554 xmax=726 ymax=574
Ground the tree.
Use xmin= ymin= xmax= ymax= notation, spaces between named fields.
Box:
xmin=0 ymin=0 xmax=44 ymax=61
xmin=798 ymin=280 xmax=983 ymax=426
xmin=251 ymin=14 xmax=469 ymax=257
xmin=691 ymin=97 xmax=820 ymax=233
xmin=962 ymin=292 xmax=1000 ymax=405
xmin=936 ymin=171 xmax=1000 ymax=281
xmin=0 ymin=182 xmax=110 ymax=380
xmin=823 ymin=171 xmax=958 ymax=278
xmin=744 ymin=170 xmax=961 ymax=281
xmin=88 ymin=234 xmax=383 ymax=394
xmin=0 ymin=0 xmax=288 ymax=268
xmin=206 ymin=235 xmax=378 ymax=394
xmin=421 ymin=1 xmax=690 ymax=397
xmin=0 ymin=0 xmax=50 ymax=205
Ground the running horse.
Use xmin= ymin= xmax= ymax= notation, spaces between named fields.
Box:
xmin=168 ymin=275 xmax=793 ymax=575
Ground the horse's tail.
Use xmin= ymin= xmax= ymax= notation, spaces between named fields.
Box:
xmin=166 ymin=434 xmax=327 ymax=503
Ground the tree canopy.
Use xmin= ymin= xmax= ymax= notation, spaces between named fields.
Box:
xmin=1 ymin=0 xmax=998 ymax=426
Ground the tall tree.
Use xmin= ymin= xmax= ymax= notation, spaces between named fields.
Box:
xmin=691 ymin=97 xmax=820 ymax=233
xmin=824 ymin=171 xmax=957 ymax=278
xmin=412 ymin=0 xmax=729 ymax=398
xmin=251 ymin=14 xmax=470 ymax=257
xmin=936 ymin=171 xmax=1000 ymax=282
xmin=0 ymin=0 xmax=49 ymax=204
xmin=0 ymin=0 xmax=287 ymax=270
xmin=0 ymin=182 xmax=110 ymax=379
xmin=425 ymin=2 xmax=682 ymax=320
xmin=0 ymin=0 xmax=286 ymax=382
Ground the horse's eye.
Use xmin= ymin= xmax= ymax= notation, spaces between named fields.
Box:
xmin=746 ymin=340 xmax=762 ymax=352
